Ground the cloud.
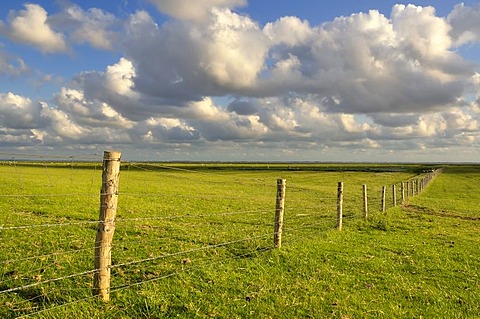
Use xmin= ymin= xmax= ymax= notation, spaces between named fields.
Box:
xmin=0 ymin=92 xmax=43 ymax=129
xmin=1 ymin=2 xmax=480 ymax=160
xmin=0 ymin=50 xmax=28 ymax=76
xmin=33 ymin=74 xmax=64 ymax=90
xmin=448 ymin=3 xmax=480 ymax=46
xmin=54 ymin=87 xmax=134 ymax=129
xmin=50 ymin=4 xmax=119 ymax=50
xmin=0 ymin=4 xmax=67 ymax=53
xmin=124 ymin=9 xmax=268 ymax=105
xmin=119 ymin=5 xmax=476 ymax=117
xmin=0 ymin=3 xmax=120 ymax=53
xmin=263 ymin=16 xmax=313 ymax=46
xmin=260 ymin=6 xmax=473 ymax=114
xmin=149 ymin=0 xmax=247 ymax=22
xmin=227 ymin=100 xmax=258 ymax=115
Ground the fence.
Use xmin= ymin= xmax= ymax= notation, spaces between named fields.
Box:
xmin=0 ymin=151 xmax=442 ymax=317
xmin=335 ymin=167 xmax=443 ymax=230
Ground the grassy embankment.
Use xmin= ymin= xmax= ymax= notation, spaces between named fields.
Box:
xmin=0 ymin=163 xmax=478 ymax=318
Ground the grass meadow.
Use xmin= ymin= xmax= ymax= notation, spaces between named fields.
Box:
xmin=0 ymin=161 xmax=479 ymax=318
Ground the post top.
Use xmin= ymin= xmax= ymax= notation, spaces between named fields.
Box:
xmin=103 ymin=150 xmax=122 ymax=160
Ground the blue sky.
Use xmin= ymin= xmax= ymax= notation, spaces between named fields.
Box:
xmin=0 ymin=0 xmax=480 ymax=161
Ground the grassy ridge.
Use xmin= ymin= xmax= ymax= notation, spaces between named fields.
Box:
xmin=0 ymin=163 xmax=478 ymax=318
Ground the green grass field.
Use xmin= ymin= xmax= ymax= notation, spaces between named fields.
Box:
xmin=0 ymin=162 xmax=478 ymax=318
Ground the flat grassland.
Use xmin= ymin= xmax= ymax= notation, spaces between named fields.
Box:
xmin=0 ymin=163 xmax=479 ymax=318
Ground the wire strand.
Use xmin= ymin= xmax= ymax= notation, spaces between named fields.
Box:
xmin=0 ymin=269 xmax=98 ymax=295
xmin=110 ymin=232 xmax=272 ymax=270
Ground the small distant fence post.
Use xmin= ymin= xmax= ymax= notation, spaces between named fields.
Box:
xmin=273 ymin=179 xmax=286 ymax=248
xmin=362 ymin=184 xmax=368 ymax=219
xmin=392 ymin=184 xmax=397 ymax=207
xmin=94 ymin=150 xmax=121 ymax=302
xmin=401 ymin=182 xmax=405 ymax=203
xmin=337 ymin=182 xmax=343 ymax=231
xmin=381 ymin=186 xmax=386 ymax=212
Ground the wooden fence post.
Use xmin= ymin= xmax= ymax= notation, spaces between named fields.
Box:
xmin=94 ymin=151 xmax=121 ymax=302
xmin=337 ymin=182 xmax=343 ymax=231
xmin=381 ymin=186 xmax=386 ymax=212
xmin=273 ymin=178 xmax=286 ymax=248
xmin=392 ymin=184 xmax=397 ymax=207
xmin=401 ymin=182 xmax=405 ymax=203
xmin=362 ymin=184 xmax=368 ymax=219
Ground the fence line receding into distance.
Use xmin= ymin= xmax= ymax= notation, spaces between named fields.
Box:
xmin=0 ymin=151 xmax=443 ymax=317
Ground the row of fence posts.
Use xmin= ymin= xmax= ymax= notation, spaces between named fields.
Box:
xmin=93 ymin=151 xmax=441 ymax=302
xmin=93 ymin=152 xmax=290 ymax=302
xmin=336 ymin=168 xmax=443 ymax=230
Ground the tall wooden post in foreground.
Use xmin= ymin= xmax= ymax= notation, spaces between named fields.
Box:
xmin=273 ymin=179 xmax=286 ymax=248
xmin=337 ymin=182 xmax=344 ymax=231
xmin=94 ymin=151 xmax=121 ymax=301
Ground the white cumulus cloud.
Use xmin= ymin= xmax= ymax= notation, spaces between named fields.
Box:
xmin=149 ymin=0 xmax=247 ymax=22
xmin=0 ymin=4 xmax=67 ymax=53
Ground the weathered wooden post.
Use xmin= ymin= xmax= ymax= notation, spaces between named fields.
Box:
xmin=337 ymin=182 xmax=344 ymax=231
xmin=94 ymin=151 xmax=121 ymax=302
xmin=392 ymin=184 xmax=397 ymax=207
xmin=381 ymin=186 xmax=386 ymax=212
xmin=401 ymin=182 xmax=405 ymax=203
xmin=362 ymin=184 xmax=368 ymax=219
xmin=273 ymin=178 xmax=286 ymax=248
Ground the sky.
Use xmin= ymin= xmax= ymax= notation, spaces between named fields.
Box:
xmin=0 ymin=0 xmax=480 ymax=162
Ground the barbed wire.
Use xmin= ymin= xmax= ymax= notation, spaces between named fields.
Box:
xmin=0 ymin=259 xmax=81 ymax=288
xmin=0 ymin=245 xmax=100 ymax=265
xmin=116 ymin=209 xmax=271 ymax=223
xmin=0 ymin=152 xmax=102 ymax=160
xmin=117 ymin=192 xmax=270 ymax=200
xmin=0 ymin=164 xmax=443 ymax=319
xmin=0 ymin=268 xmax=98 ymax=295
xmin=3 ymin=232 xmax=270 ymax=317
xmin=0 ymin=193 xmax=99 ymax=198
xmin=110 ymin=218 xmax=338 ymax=271
xmin=0 ymin=207 xmax=275 ymax=230
xmin=125 ymin=162 xmax=209 ymax=175
xmin=122 ymin=162 xmax=277 ymax=188
xmin=14 ymin=294 xmax=100 ymax=319
xmin=0 ymin=220 xmax=99 ymax=230
xmin=0 ymin=210 xmax=333 ymax=278
xmin=11 ymin=243 xmax=273 ymax=318
xmin=109 ymin=232 xmax=272 ymax=270
xmin=0 ymin=171 xmax=439 ymax=232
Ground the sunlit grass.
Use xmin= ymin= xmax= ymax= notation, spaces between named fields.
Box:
xmin=0 ymin=162 xmax=478 ymax=318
